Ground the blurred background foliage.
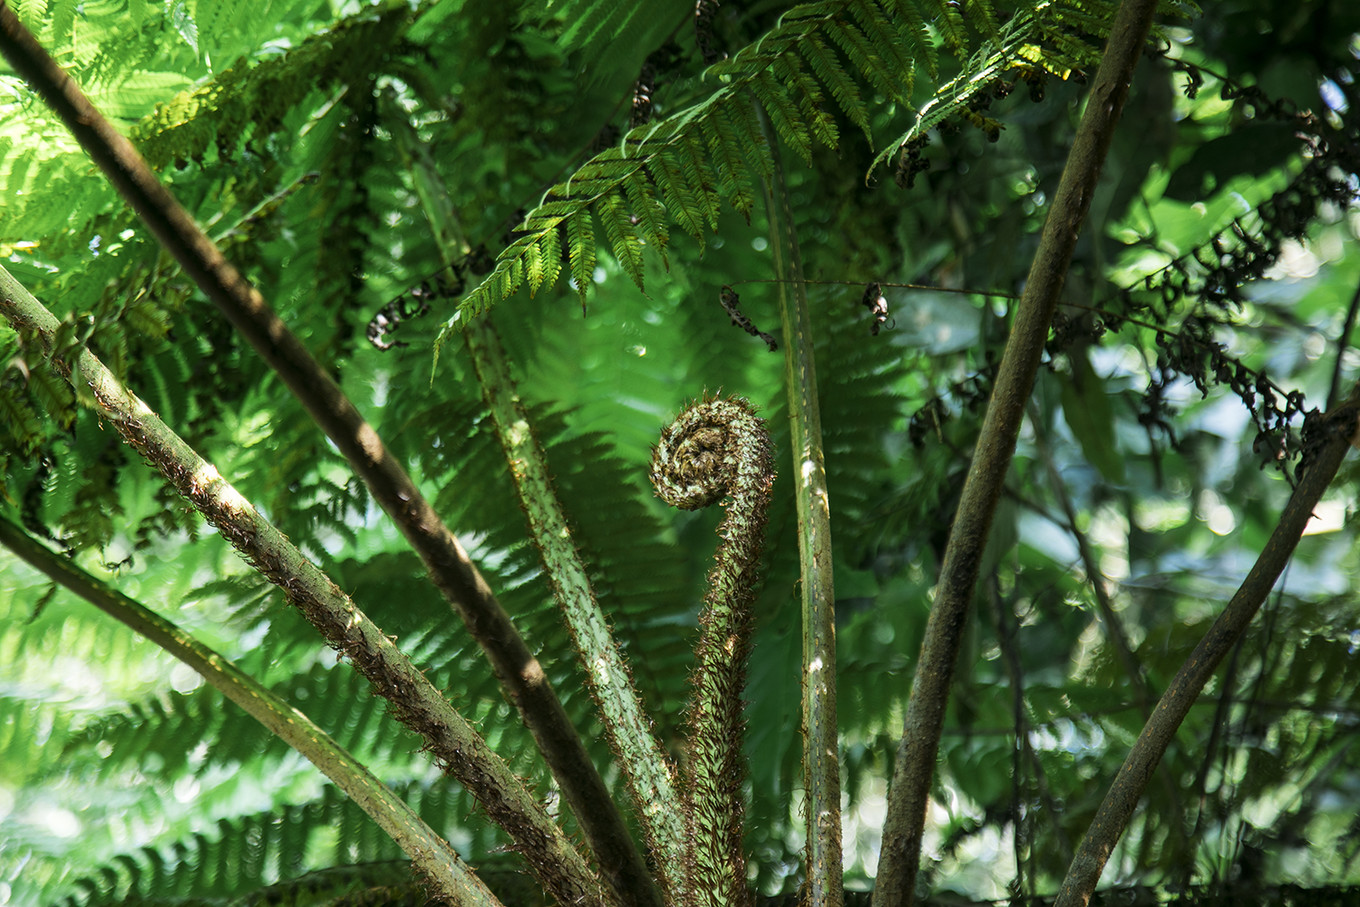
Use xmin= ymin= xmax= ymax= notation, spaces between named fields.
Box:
xmin=1 ymin=0 xmax=1359 ymax=904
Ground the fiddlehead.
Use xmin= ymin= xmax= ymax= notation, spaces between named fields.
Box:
xmin=650 ymin=396 xmax=774 ymax=907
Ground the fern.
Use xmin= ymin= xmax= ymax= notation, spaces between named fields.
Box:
xmin=129 ymin=2 xmax=411 ymax=171
xmin=61 ymin=782 xmax=488 ymax=907
xmin=436 ymin=0 xmax=1120 ymax=353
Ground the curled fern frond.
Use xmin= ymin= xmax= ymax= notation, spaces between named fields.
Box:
xmin=650 ymin=396 xmax=775 ymax=907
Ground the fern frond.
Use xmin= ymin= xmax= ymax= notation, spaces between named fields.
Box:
xmin=557 ymin=0 xmax=640 ymax=52
xmin=525 ymin=227 xmax=555 ymax=297
xmin=598 ymin=193 xmax=647 ymax=288
xmin=825 ymin=15 xmax=914 ymax=103
xmin=437 ymin=0 xmax=1114 ymax=345
xmin=800 ymin=33 xmax=872 ymax=142
xmin=130 ymin=2 xmax=410 ymax=169
xmin=726 ymin=100 xmax=776 ymax=181
xmin=671 ymin=129 xmax=725 ymax=231
xmin=751 ymin=69 xmax=815 ymax=164
xmin=24 ymin=365 xmax=76 ymax=431
xmin=0 ymin=378 xmax=44 ymax=456
xmin=61 ymin=782 xmax=474 ymax=907
xmin=870 ymin=2 xmax=1105 ymax=176
xmin=915 ymin=0 xmax=968 ymax=53
xmin=648 ymin=153 xmax=709 ymax=243
xmin=701 ymin=105 xmax=758 ymax=223
xmin=567 ymin=210 xmax=598 ymax=307
xmin=773 ymin=52 xmax=839 ymax=151
xmin=846 ymin=0 xmax=924 ymax=93
xmin=621 ymin=169 xmax=670 ymax=262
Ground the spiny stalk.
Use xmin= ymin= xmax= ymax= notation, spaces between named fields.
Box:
xmin=650 ymin=396 xmax=774 ymax=907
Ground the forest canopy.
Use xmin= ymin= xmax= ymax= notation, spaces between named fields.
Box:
xmin=1 ymin=1 xmax=1359 ymax=906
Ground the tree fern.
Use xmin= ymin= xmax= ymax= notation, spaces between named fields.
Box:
xmin=436 ymin=0 xmax=1126 ymax=350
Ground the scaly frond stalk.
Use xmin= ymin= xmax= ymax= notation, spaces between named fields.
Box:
xmin=0 ymin=13 xmax=625 ymax=886
xmin=389 ymin=102 xmax=668 ymax=907
xmin=0 ymin=515 xmax=504 ymax=907
xmin=0 ymin=265 xmax=610 ymax=907
xmin=465 ymin=317 xmax=677 ymax=907
xmin=650 ymin=398 xmax=775 ymax=907
xmin=872 ymin=1 xmax=1158 ymax=904
xmin=1053 ymin=389 xmax=1360 ymax=904
xmin=759 ymin=111 xmax=844 ymax=907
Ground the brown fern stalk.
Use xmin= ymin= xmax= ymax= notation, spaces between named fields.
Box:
xmin=651 ymin=397 xmax=775 ymax=907
xmin=871 ymin=0 xmax=1160 ymax=904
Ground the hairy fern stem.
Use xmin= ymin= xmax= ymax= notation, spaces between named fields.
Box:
xmin=650 ymin=397 xmax=774 ymax=907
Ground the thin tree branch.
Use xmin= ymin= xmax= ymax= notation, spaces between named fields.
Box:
xmin=0 ymin=265 xmax=609 ymax=907
xmin=0 ymin=516 xmax=503 ymax=907
xmin=0 ymin=6 xmax=630 ymax=887
xmin=759 ymin=111 xmax=843 ymax=907
xmin=1054 ymin=386 xmax=1360 ymax=907
xmin=871 ymin=1 xmax=1159 ymax=903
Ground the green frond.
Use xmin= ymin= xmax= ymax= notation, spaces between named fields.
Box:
xmin=823 ymin=15 xmax=913 ymax=104
xmin=555 ymin=0 xmax=642 ymax=52
xmin=530 ymin=0 xmax=691 ymax=74
xmin=620 ymin=169 xmax=671 ymax=262
xmin=47 ymin=0 xmax=76 ymax=48
xmin=725 ymin=101 xmax=776 ymax=181
xmin=845 ymin=0 xmax=924 ymax=96
xmin=14 ymin=0 xmax=50 ymax=27
xmin=598 ymin=193 xmax=647 ymax=289
xmin=196 ymin=0 xmax=249 ymax=59
xmin=23 ymin=365 xmax=76 ymax=431
xmin=648 ymin=153 xmax=709 ymax=244
xmin=131 ymin=2 xmax=411 ymax=170
xmin=1042 ymin=0 xmax=1120 ymax=42
xmin=916 ymin=0 xmax=969 ymax=53
xmin=800 ymin=33 xmax=873 ymax=143
xmin=869 ymin=0 xmax=1106 ymax=177
xmin=0 ymin=377 xmax=46 ymax=455
xmin=61 ymin=782 xmax=482 ymax=907
xmin=772 ymin=53 xmax=840 ymax=151
xmin=439 ymin=0 xmax=1115 ymax=343
xmin=701 ymin=106 xmax=758 ymax=223
xmin=496 ymin=253 xmax=527 ymax=303
xmin=899 ymin=0 xmax=950 ymax=67
xmin=526 ymin=226 xmax=561 ymax=297
xmin=670 ymin=130 xmax=725 ymax=231
xmin=567 ymin=210 xmax=598 ymax=308
xmin=751 ymin=69 xmax=815 ymax=165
